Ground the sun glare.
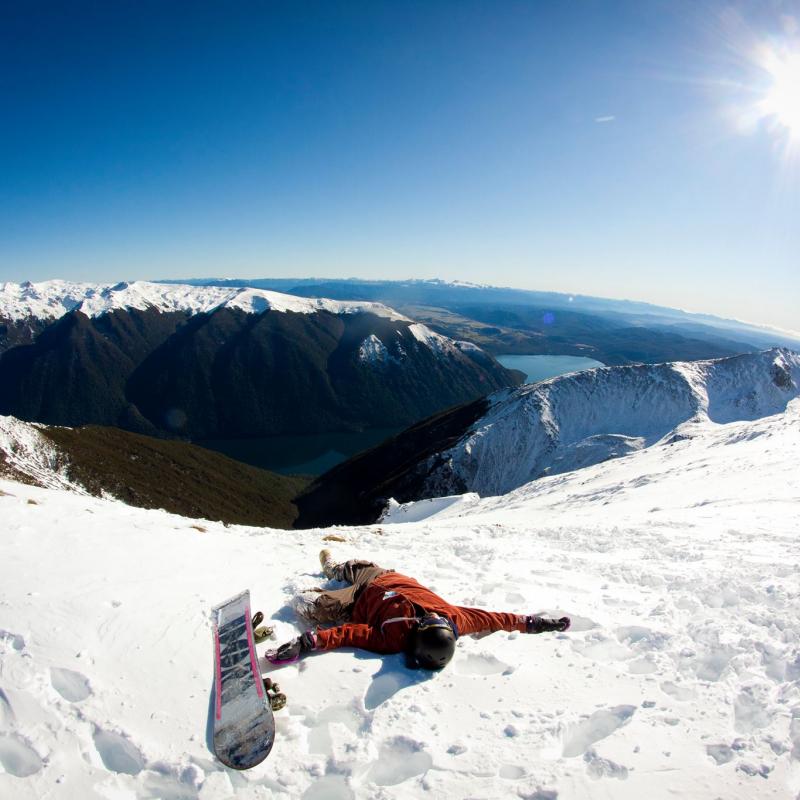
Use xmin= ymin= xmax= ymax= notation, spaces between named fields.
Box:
xmin=760 ymin=51 xmax=800 ymax=137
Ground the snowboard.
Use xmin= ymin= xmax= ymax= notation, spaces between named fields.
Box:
xmin=211 ymin=589 xmax=275 ymax=769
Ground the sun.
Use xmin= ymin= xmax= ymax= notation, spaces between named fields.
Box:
xmin=758 ymin=49 xmax=800 ymax=139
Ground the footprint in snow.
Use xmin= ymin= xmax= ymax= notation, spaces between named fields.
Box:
xmin=92 ymin=729 xmax=145 ymax=775
xmin=0 ymin=734 xmax=44 ymax=777
xmin=0 ymin=630 xmax=25 ymax=653
xmin=366 ymin=736 xmax=433 ymax=787
xmin=452 ymin=652 xmax=511 ymax=676
xmin=50 ymin=668 xmax=92 ymax=703
xmin=140 ymin=763 xmax=205 ymax=798
xmin=562 ymin=705 xmax=636 ymax=758
xmin=302 ymin=775 xmax=355 ymax=800
xmin=706 ymin=744 xmax=734 ymax=765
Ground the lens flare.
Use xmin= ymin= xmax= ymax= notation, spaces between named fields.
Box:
xmin=759 ymin=50 xmax=800 ymax=138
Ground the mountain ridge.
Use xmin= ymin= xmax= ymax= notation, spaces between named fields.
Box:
xmin=0 ymin=415 xmax=306 ymax=527
xmin=295 ymin=347 xmax=800 ymax=527
xmin=0 ymin=279 xmax=407 ymax=323
xmin=0 ymin=282 xmax=519 ymax=438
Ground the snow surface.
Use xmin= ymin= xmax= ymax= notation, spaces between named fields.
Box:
xmin=0 ymin=280 xmax=408 ymax=323
xmin=357 ymin=335 xmax=394 ymax=366
xmin=1 ymin=396 xmax=800 ymax=798
xmin=421 ymin=348 xmax=800 ymax=497
xmin=407 ymin=323 xmax=464 ymax=356
xmin=357 ymin=328 xmax=478 ymax=366
xmin=0 ymin=417 xmax=83 ymax=492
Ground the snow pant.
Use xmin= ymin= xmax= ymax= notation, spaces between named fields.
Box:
xmin=306 ymin=560 xmax=392 ymax=624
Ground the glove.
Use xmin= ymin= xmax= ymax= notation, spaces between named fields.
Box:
xmin=265 ymin=631 xmax=317 ymax=665
xmin=526 ymin=615 xmax=570 ymax=634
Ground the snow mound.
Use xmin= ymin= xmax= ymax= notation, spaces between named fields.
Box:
xmin=0 ymin=280 xmax=407 ymax=323
xmin=380 ymin=492 xmax=481 ymax=523
xmin=1 ymin=393 xmax=799 ymax=798
xmin=422 ymin=348 xmax=800 ymax=496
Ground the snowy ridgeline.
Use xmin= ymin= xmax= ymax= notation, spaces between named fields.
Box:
xmin=0 ymin=280 xmax=491 ymax=366
xmin=1 ymin=395 xmax=800 ymax=798
xmin=0 ymin=280 xmax=408 ymax=322
xmin=419 ymin=347 xmax=800 ymax=497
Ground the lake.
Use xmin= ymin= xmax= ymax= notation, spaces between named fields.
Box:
xmin=496 ymin=354 xmax=605 ymax=383
xmin=197 ymin=427 xmax=403 ymax=476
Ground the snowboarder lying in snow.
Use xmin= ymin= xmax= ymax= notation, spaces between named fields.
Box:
xmin=267 ymin=550 xmax=570 ymax=670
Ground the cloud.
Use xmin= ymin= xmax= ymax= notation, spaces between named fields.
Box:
xmin=594 ymin=115 xmax=616 ymax=123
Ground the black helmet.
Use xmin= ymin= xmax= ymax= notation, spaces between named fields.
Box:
xmin=408 ymin=614 xmax=457 ymax=670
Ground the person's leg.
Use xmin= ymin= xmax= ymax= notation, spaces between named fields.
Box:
xmin=299 ymin=551 xmax=393 ymax=624
xmin=320 ymin=550 xmax=391 ymax=587
xmin=338 ymin=561 xmax=391 ymax=587
xmin=294 ymin=587 xmax=354 ymax=625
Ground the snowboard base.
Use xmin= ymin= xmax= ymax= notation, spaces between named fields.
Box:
xmin=211 ymin=590 xmax=275 ymax=769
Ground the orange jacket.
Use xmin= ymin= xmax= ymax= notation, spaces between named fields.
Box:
xmin=315 ymin=571 xmax=527 ymax=654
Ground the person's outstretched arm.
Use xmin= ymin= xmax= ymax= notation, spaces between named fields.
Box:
xmin=267 ymin=625 xmax=388 ymax=665
xmin=454 ymin=607 xmax=570 ymax=636
xmin=316 ymin=621 xmax=411 ymax=653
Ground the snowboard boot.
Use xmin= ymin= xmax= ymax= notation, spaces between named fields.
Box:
xmin=319 ymin=548 xmax=340 ymax=580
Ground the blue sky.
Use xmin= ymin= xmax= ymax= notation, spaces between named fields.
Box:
xmin=1 ymin=1 xmax=798 ymax=331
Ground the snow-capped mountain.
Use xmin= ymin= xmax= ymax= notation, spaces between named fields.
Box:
xmin=0 ymin=279 xmax=406 ymax=323
xmin=420 ymin=347 xmax=800 ymax=497
xmin=1 ymin=386 xmax=798 ymax=799
xmin=0 ymin=281 xmax=518 ymax=438
xmin=295 ymin=348 xmax=800 ymax=526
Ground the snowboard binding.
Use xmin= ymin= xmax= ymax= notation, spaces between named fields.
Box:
xmin=263 ymin=677 xmax=287 ymax=711
xmin=251 ymin=611 xmax=275 ymax=644
xmin=251 ymin=612 xmax=285 ymax=710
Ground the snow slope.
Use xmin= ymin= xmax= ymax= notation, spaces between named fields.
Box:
xmin=420 ymin=348 xmax=800 ymax=497
xmin=0 ymin=280 xmax=408 ymax=323
xmin=0 ymin=416 xmax=82 ymax=492
xmin=1 ymin=399 xmax=799 ymax=798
